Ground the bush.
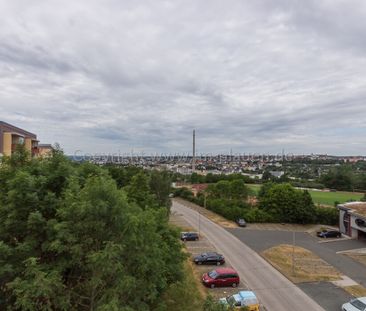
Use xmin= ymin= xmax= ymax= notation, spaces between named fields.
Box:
xmin=243 ymin=208 xmax=275 ymax=223
xmin=315 ymin=207 xmax=339 ymax=225
xmin=174 ymin=187 xmax=194 ymax=200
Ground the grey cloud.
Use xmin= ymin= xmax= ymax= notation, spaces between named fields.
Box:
xmin=0 ymin=0 xmax=365 ymax=155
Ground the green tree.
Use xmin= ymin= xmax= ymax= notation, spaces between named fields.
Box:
xmin=124 ymin=172 xmax=157 ymax=209
xmin=149 ymin=170 xmax=172 ymax=210
xmin=320 ymin=166 xmax=354 ymax=191
xmin=0 ymin=148 xmax=184 ymax=310
xmin=259 ymin=183 xmax=316 ymax=223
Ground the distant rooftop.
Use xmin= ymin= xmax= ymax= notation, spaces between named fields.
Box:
xmin=38 ymin=144 xmax=53 ymax=148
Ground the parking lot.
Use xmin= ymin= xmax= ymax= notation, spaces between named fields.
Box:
xmin=170 ymin=211 xmax=249 ymax=301
xmin=227 ymin=227 xmax=366 ymax=310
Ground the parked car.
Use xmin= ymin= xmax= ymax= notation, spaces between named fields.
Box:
xmin=219 ymin=291 xmax=260 ymax=311
xmin=202 ymin=268 xmax=240 ymax=288
xmin=180 ymin=232 xmax=199 ymax=241
xmin=342 ymin=297 xmax=366 ymax=311
xmin=193 ymin=252 xmax=225 ymax=266
xmin=236 ymin=218 xmax=247 ymax=227
xmin=316 ymin=229 xmax=341 ymax=238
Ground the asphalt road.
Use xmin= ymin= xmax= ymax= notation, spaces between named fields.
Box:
xmin=172 ymin=201 xmax=325 ymax=311
xmin=298 ymin=282 xmax=352 ymax=311
xmin=228 ymin=229 xmax=366 ymax=287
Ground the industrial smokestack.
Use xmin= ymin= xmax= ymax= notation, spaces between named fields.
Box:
xmin=192 ymin=129 xmax=196 ymax=172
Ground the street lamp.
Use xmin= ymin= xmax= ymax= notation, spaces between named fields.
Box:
xmin=292 ymin=230 xmax=296 ymax=276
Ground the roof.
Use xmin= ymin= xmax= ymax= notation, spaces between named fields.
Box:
xmin=339 ymin=202 xmax=366 ymax=218
xmin=215 ymin=267 xmax=237 ymax=274
xmin=0 ymin=121 xmax=37 ymax=138
xmin=239 ymin=291 xmax=257 ymax=299
xmin=38 ymin=144 xmax=53 ymax=148
xmin=201 ymin=252 xmax=219 ymax=256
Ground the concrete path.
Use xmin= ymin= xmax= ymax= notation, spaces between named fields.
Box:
xmin=172 ymin=201 xmax=325 ymax=311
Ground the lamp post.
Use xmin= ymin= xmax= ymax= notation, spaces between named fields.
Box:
xmin=292 ymin=230 xmax=296 ymax=276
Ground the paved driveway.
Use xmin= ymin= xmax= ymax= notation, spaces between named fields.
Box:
xmin=298 ymin=282 xmax=353 ymax=311
xmin=172 ymin=201 xmax=325 ymax=311
xmin=227 ymin=228 xmax=366 ymax=287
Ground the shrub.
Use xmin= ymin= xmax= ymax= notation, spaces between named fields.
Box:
xmin=315 ymin=207 xmax=339 ymax=225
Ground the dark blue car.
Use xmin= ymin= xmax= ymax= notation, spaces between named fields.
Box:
xmin=316 ymin=229 xmax=341 ymax=238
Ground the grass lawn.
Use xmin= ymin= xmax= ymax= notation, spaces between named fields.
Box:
xmin=247 ymin=184 xmax=363 ymax=206
xmin=262 ymin=244 xmax=341 ymax=283
xmin=158 ymin=259 xmax=205 ymax=311
xmin=309 ymin=191 xmax=363 ymax=206
xmin=343 ymin=285 xmax=366 ymax=297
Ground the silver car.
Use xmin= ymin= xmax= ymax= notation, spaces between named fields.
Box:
xmin=342 ymin=297 xmax=366 ymax=311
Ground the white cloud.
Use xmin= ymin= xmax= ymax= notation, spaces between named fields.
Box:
xmin=0 ymin=0 xmax=365 ymax=155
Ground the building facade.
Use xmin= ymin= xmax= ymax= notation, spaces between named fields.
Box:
xmin=338 ymin=202 xmax=366 ymax=240
xmin=38 ymin=144 xmax=53 ymax=157
xmin=0 ymin=121 xmax=39 ymax=157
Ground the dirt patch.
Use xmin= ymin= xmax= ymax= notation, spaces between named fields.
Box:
xmin=262 ymin=244 xmax=341 ymax=283
xmin=343 ymin=285 xmax=366 ymax=297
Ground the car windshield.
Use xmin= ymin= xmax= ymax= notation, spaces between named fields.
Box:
xmin=208 ymin=270 xmax=219 ymax=279
xmin=201 ymin=253 xmax=208 ymax=257
xmin=351 ymin=299 xmax=366 ymax=310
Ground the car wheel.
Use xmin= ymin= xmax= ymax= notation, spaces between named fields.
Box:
xmin=183 ymin=238 xmax=186 ymax=242
xmin=210 ymin=284 xmax=215 ymax=289
xmin=216 ymin=261 xmax=221 ymax=266
xmin=195 ymin=237 xmax=198 ymax=241
xmin=232 ymin=283 xmax=237 ymax=288
xmin=197 ymin=261 xmax=202 ymax=265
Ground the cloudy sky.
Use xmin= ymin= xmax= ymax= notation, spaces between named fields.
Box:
xmin=1 ymin=0 xmax=366 ymax=155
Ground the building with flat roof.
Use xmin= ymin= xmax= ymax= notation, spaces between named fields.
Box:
xmin=338 ymin=202 xmax=366 ymax=240
xmin=0 ymin=121 xmax=39 ymax=157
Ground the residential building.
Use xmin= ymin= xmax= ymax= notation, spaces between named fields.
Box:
xmin=338 ymin=202 xmax=366 ymax=240
xmin=38 ymin=144 xmax=53 ymax=157
xmin=0 ymin=121 xmax=39 ymax=157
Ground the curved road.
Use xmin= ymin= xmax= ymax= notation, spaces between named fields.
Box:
xmin=172 ymin=201 xmax=325 ymax=311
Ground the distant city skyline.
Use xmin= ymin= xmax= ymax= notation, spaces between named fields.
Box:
xmin=1 ymin=1 xmax=366 ymax=155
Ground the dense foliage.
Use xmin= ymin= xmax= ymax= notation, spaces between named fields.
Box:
xmin=175 ymin=182 xmax=338 ymax=225
xmin=319 ymin=166 xmax=366 ymax=191
xmin=0 ymin=148 xmax=184 ymax=311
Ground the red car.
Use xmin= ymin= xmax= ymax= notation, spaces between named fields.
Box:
xmin=202 ymin=268 xmax=240 ymax=288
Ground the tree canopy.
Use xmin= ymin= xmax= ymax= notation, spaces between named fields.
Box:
xmin=258 ymin=183 xmax=316 ymax=223
xmin=0 ymin=148 xmax=184 ymax=310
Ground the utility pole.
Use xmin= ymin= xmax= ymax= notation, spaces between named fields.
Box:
xmin=292 ymin=230 xmax=296 ymax=276
xmin=192 ymin=129 xmax=196 ymax=172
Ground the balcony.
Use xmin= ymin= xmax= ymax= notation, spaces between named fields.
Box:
xmin=32 ymin=147 xmax=39 ymax=156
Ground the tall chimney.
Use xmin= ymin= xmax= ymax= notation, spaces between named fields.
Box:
xmin=192 ymin=129 xmax=196 ymax=172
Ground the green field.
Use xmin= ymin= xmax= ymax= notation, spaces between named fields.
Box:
xmin=247 ymin=184 xmax=364 ymax=206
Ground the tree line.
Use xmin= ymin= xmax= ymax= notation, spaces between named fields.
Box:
xmin=174 ymin=181 xmax=338 ymax=225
